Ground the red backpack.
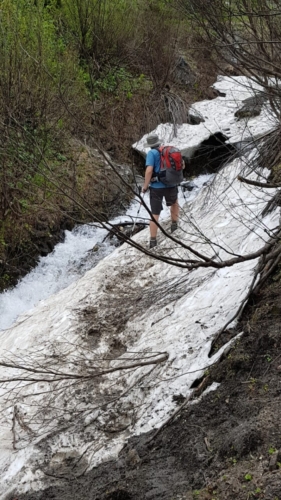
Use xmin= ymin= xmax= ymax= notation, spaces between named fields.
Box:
xmin=157 ymin=146 xmax=184 ymax=186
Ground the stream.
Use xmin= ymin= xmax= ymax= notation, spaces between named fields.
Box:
xmin=0 ymin=176 xmax=211 ymax=332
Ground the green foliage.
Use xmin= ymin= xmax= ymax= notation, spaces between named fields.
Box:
xmin=0 ymin=226 xmax=6 ymax=250
xmin=0 ymin=0 xmax=193 ymax=295
xmin=92 ymin=66 xmax=151 ymax=99
xmin=0 ymin=0 xmax=189 ymax=275
xmin=61 ymin=0 xmax=138 ymax=62
xmin=268 ymin=446 xmax=277 ymax=455
xmin=244 ymin=473 xmax=252 ymax=481
xmin=19 ymin=199 xmax=29 ymax=211
xmin=0 ymin=0 xmax=89 ymax=224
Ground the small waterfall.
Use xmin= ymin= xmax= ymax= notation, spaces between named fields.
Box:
xmin=0 ymin=175 xmax=211 ymax=332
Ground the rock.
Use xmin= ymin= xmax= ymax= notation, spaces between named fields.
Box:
xmin=39 ymin=242 xmax=50 ymax=257
xmin=224 ymin=64 xmax=240 ymax=76
xmin=269 ymin=450 xmax=279 ymax=471
xmin=172 ymin=56 xmax=196 ymax=86
xmin=126 ymin=448 xmax=141 ymax=467
xmin=235 ymin=94 xmax=268 ymax=119
xmin=180 ymin=181 xmax=197 ymax=191
xmin=212 ymin=88 xmax=226 ymax=98
xmin=187 ymin=108 xmax=205 ymax=125
xmin=172 ymin=393 xmax=186 ymax=404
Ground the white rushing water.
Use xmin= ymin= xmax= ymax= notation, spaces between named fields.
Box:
xmin=0 ymin=177 xmax=211 ymax=332
xmin=0 ymin=225 xmax=110 ymax=331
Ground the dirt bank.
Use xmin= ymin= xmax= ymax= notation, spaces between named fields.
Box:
xmin=0 ymin=139 xmax=132 ymax=292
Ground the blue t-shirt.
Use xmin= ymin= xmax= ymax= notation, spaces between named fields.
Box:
xmin=145 ymin=148 xmax=168 ymax=189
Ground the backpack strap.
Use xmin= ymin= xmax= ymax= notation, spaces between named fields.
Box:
xmin=150 ymin=147 xmax=162 ymax=182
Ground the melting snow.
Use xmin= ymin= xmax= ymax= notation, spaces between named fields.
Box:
xmin=0 ymin=75 xmax=280 ymax=497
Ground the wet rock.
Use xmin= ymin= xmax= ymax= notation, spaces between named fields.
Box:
xmin=92 ymin=243 xmax=101 ymax=252
xmin=180 ymin=181 xmax=197 ymax=192
xmin=212 ymin=88 xmax=226 ymax=98
xmin=39 ymin=242 xmax=51 ymax=257
xmin=172 ymin=393 xmax=186 ymax=405
xmin=187 ymin=109 xmax=205 ymax=125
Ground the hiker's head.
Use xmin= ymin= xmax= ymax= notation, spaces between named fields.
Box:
xmin=144 ymin=134 xmax=162 ymax=149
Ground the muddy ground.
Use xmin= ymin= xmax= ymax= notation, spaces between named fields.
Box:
xmin=16 ymin=266 xmax=281 ymax=500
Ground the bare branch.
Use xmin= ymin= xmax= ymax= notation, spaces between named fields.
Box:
xmin=238 ymin=175 xmax=281 ymax=189
xmin=0 ymin=353 xmax=168 ymax=384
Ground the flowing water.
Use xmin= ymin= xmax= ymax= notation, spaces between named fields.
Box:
xmin=0 ymin=177 xmax=211 ymax=332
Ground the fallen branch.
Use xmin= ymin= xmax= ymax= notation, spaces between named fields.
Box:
xmin=12 ymin=406 xmax=17 ymax=450
xmin=204 ymin=437 xmax=212 ymax=452
xmin=0 ymin=353 xmax=169 ymax=383
xmin=84 ymin=364 xmax=158 ymax=428
xmin=255 ymin=252 xmax=281 ymax=293
xmin=238 ymin=175 xmax=281 ymax=189
xmin=102 ymin=221 xmax=148 ymax=243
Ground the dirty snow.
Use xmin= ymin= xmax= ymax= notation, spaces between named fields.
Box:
xmin=0 ymin=76 xmax=280 ymax=497
xmin=133 ymin=75 xmax=276 ymax=158
xmin=0 ymin=176 xmax=208 ymax=332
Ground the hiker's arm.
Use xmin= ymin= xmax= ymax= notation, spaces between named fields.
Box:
xmin=142 ymin=166 xmax=153 ymax=193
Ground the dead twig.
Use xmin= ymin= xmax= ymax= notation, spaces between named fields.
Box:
xmin=0 ymin=353 xmax=169 ymax=384
xmin=204 ymin=436 xmax=212 ymax=452
xmin=12 ymin=405 xmax=17 ymax=450
xmin=238 ymin=175 xmax=281 ymax=189
xmin=255 ymin=252 xmax=281 ymax=293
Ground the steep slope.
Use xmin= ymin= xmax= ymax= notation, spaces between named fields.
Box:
xmin=22 ymin=273 xmax=281 ymax=500
xmin=0 ymin=76 xmax=280 ymax=499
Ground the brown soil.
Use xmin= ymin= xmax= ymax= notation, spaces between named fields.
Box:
xmin=0 ymin=139 xmax=132 ymax=292
xmin=16 ymin=265 xmax=281 ymax=500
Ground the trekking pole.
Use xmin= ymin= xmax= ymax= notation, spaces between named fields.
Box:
xmin=181 ymin=182 xmax=187 ymax=201
xmin=131 ymin=186 xmax=143 ymax=235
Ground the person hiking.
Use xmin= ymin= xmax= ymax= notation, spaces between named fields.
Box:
xmin=141 ymin=134 xmax=181 ymax=249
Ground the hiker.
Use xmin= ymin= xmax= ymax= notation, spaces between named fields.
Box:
xmin=142 ymin=134 xmax=183 ymax=249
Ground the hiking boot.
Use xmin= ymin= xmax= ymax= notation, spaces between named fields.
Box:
xmin=149 ymin=238 xmax=157 ymax=249
xmin=171 ymin=221 xmax=178 ymax=233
